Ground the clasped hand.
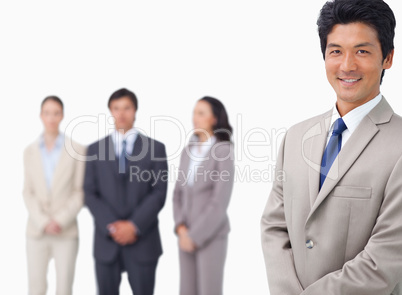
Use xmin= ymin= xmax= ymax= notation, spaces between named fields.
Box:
xmin=108 ymin=221 xmax=138 ymax=246
xmin=177 ymin=225 xmax=196 ymax=253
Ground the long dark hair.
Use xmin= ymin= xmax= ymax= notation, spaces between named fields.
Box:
xmin=199 ymin=96 xmax=233 ymax=142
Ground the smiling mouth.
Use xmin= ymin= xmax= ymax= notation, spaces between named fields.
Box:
xmin=338 ymin=78 xmax=362 ymax=83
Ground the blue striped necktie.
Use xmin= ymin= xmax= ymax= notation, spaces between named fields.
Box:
xmin=319 ymin=118 xmax=347 ymax=190
xmin=119 ymin=139 xmax=127 ymax=174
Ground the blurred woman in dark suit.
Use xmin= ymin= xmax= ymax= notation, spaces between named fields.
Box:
xmin=173 ymin=96 xmax=235 ymax=295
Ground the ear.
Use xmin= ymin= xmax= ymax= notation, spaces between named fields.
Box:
xmin=383 ymin=49 xmax=394 ymax=70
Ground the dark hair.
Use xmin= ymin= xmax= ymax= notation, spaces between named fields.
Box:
xmin=41 ymin=95 xmax=64 ymax=111
xmin=317 ymin=0 xmax=396 ymax=82
xmin=199 ymin=96 xmax=233 ymax=142
xmin=108 ymin=88 xmax=138 ymax=110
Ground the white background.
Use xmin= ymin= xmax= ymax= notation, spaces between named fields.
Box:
xmin=1 ymin=1 xmax=402 ymax=294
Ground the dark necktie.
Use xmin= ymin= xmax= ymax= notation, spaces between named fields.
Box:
xmin=319 ymin=118 xmax=347 ymax=190
xmin=119 ymin=139 xmax=127 ymax=173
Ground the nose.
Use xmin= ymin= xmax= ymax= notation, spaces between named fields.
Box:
xmin=340 ymin=52 xmax=357 ymax=72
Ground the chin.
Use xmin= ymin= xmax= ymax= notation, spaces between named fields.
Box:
xmin=115 ymin=125 xmax=127 ymax=131
xmin=336 ymin=91 xmax=361 ymax=103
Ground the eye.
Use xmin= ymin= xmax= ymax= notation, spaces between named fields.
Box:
xmin=357 ymin=49 xmax=369 ymax=54
xmin=330 ymin=50 xmax=341 ymax=55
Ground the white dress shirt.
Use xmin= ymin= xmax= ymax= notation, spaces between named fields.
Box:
xmin=187 ymin=135 xmax=217 ymax=186
xmin=327 ymin=93 xmax=382 ymax=148
xmin=111 ymin=128 xmax=139 ymax=157
xmin=39 ymin=133 xmax=64 ymax=189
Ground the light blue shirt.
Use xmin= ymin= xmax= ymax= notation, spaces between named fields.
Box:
xmin=111 ymin=128 xmax=139 ymax=157
xmin=39 ymin=133 xmax=64 ymax=189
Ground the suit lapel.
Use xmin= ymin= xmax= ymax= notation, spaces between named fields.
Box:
xmin=125 ymin=134 xmax=145 ymax=208
xmin=106 ymin=135 xmax=118 ymax=175
xmin=306 ymin=97 xmax=393 ymax=221
xmin=179 ymin=140 xmax=214 ymax=188
xmin=307 ymin=110 xmax=332 ymax=208
xmin=32 ymin=140 xmax=49 ymax=194
xmin=192 ymin=141 xmax=217 ymax=189
xmin=127 ymin=133 xmax=144 ymax=167
xmin=180 ymin=142 xmax=193 ymax=176
xmin=50 ymin=144 xmax=69 ymax=190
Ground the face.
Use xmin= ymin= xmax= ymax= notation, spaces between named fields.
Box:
xmin=109 ymin=96 xmax=136 ymax=132
xmin=40 ymin=100 xmax=63 ymax=133
xmin=192 ymin=100 xmax=217 ymax=136
xmin=325 ymin=22 xmax=393 ymax=109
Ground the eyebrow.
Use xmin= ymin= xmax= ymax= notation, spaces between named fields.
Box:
xmin=327 ymin=42 xmax=376 ymax=48
xmin=354 ymin=42 xmax=375 ymax=48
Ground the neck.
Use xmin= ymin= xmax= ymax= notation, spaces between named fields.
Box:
xmin=43 ymin=130 xmax=59 ymax=141
xmin=336 ymin=92 xmax=380 ymax=117
xmin=116 ymin=127 xmax=132 ymax=134
xmin=43 ymin=130 xmax=59 ymax=150
xmin=198 ymin=131 xmax=214 ymax=142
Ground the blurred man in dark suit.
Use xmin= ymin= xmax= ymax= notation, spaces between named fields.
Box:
xmin=84 ymin=88 xmax=168 ymax=295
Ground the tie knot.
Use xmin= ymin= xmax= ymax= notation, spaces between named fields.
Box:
xmin=332 ymin=118 xmax=347 ymax=135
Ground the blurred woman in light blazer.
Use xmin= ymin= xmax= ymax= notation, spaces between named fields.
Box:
xmin=173 ymin=96 xmax=235 ymax=295
xmin=23 ymin=96 xmax=85 ymax=295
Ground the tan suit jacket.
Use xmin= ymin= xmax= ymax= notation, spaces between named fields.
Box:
xmin=23 ymin=136 xmax=86 ymax=238
xmin=173 ymin=140 xmax=235 ymax=248
xmin=261 ymin=97 xmax=402 ymax=295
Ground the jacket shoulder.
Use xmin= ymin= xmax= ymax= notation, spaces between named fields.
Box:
xmin=23 ymin=139 xmax=39 ymax=156
xmin=286 ymin=110 xmax=330 ymax=139
xmin=140 ymin=134 xmax=166 ymax=150
xmin=87 ymin=136 xmax=108 ymax=153
xmin=64 ymin=136 xmax=87 ymax=155
xmin=390 ymin=112 xmax=402 ymax=126
xmin=213 ymin=140 xmax=234 ymax=155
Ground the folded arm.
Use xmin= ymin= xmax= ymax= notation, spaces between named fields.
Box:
xmin=129 ymin=143 xmax=168 ymax=235
xmin=22 ymin=149 xmax=51 ymax=232
xmin=84 ymin=145 xmax=119 ymax=237
xmin=53 ymin=145 xmax=86 ymax=229
xmin=187 ymin=144 xmax=235 ymax=248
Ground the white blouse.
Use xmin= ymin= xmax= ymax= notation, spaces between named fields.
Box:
xmin=186 ymin=135 xmax=217 ymax=186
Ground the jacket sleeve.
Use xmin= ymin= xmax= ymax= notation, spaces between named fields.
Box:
xmin=22 ymin=148 xmax=51 ymax=232
xmin=187 ymin=143 xmax=235 ymax=248
xmin=261 ymin=132 xmax=305 ymax=295
xmin=301 ymin=154 xmax=402 ymax=295
xmin=129 ymin=143 xmax=168 ymax=235
xmin=172 ymin=151 xmax=185 ymax=234
xmin=84 ymin=144 xmax=119 ymax=237
xmin=53 ymin=144 xmax=86 ymax=229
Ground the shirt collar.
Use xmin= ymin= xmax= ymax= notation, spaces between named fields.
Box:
xmin=329 ymin=93 xmax=382 ymax=134
xmin=189 ymin=134 xmax=217 ymax=145
xmin=111 ymin=128 xmax=138 ymax=145
xmin=39 ymin=133 xmax=64 ymax=149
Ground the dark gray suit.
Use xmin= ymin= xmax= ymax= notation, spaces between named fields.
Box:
xmin=84 ymin=133 xmax=168 ymax=295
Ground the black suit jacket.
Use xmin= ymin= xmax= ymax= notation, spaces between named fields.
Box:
xmin=84 ymin=133 xmax=168 ymax=263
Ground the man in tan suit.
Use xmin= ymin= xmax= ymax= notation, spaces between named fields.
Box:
xmin=23 ymin=96 xmax=85 ymax=295
xmin=261 ymin=1 xmax=402 ymax=294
